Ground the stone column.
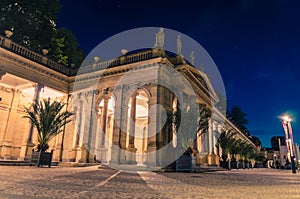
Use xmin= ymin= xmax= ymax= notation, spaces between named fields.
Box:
xmin=207 ymin=119 xmax=214 ymax=165
xmin=119 ymin=103 xmax=128 ymax=163
xmin=51 ymin=94 xmax=70 ymax=162
xmin=145 ymin=86 xmax=158 ymax=166
xmin=109 ymin=87 xmax=123 ymax=165
xmin=1 ymin=88 xmax=21 ymax=159
xmin=100 ymin=96 xmax=109 ymax=146
xmin=128 ymin=93 xmax=137 ymax=148
xmin=126 ymin=93 xmax=137 ymax=164
xmin=212 ymin=121 xmax=219 ymax=166
xmin=19 ymin=83 xmax=43 ymax=160
xmin=98 ymin=95 xmax=109 ymax=163
xmin=28 ymin=83 xmax=44 ymax=143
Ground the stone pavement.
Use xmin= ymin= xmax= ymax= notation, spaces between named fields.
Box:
xmin=0 ymin=166 xmax=299 ymax=198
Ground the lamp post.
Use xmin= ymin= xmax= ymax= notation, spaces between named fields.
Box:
xmin=281 ymin=115 xmax=296 ymax=174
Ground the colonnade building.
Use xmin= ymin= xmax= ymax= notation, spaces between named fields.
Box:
xmin=0 ymin=33 xmax=257 ymax=168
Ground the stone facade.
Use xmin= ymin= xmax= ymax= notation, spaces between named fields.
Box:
xmin=0 ymin=34 xmax=257 ymax=168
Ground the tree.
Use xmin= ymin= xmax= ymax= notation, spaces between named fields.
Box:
xmin=239 ymin=141 xmax=255 ymax=169
xmin=0 ymin=1 xmax=85 ymax=67
xmin=23 ymin=98 xmax=73 ymax=151
xmin=48 ymin=28 xmax=85 ymax=67
xmin=227 ymin=105 xmax=248 ymax=132
xmin=0 ymin=0 xmax=60 ymax=51
xmin=171 ymin=103 xmax=211 ymax=155
xmin=250 ymin=136 xmax=262 ymax=147
xmin=216 ymin=130 xmax=237 ymax=170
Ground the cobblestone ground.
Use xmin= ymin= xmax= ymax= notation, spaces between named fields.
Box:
xmin=0 ymin=166 xmax=299 ymax=198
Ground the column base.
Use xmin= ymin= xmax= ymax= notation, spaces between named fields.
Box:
xmin=98 ymin=146 xmax=108 ymax=163
xmin=126 ymin=147 xmax=137 ymax=164
xmin=1 ymin=141 xmax=12 ymax=159
xmin=18 ymin=142 xmax=35 ymax=161
xmin=144 ymin=146 xmax=157 ymax=167
xmin=109 ymin=144 xmax=121 ymax=165
xmin=207 ymin=153 xmax=215 ymax=165
xmin=215 ymin=155 xmax=220 ymax=166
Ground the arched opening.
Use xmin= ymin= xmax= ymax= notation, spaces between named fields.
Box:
xmin=96 ymin=95 xmax=115 ymax=163
xmin=126 ymin=89 xmax=149 ymax=165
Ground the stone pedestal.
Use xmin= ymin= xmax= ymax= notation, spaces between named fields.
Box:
xmin=126 ymin=147 xmax=137 ymax=164
xmin=215 ymin=155 xmax=220 ymax=166
xmin=1 ymin=141 xmax=12 ymax=159
xmin=144 ymin=146 xmax=157 ymax=167
xmin=18 ymin=142 xmax=35 ymax=161
xmin=75 ymin=146 xmax=85 ymax=163
xmin=109 ymin=144 xmax=120 ymax=164
xmin=207 ymin=153 xmax=214 ymax=165
xmin=98 ymin=147 xmax=108 ymax=163
xmin=53 ymin=146 xmax=62 ymax=161
xmin=158 ymin=145 xmax=175 ymax=167
xmin=119 ymin=148 xmax=127 ymax=164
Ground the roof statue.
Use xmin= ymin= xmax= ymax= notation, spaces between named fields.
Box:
xmin=177 ymin=34 xmax=182 ymax=55
xmin=199 ymin=64 xmax=204 ymax=71
xmin=190 ymin=51 xmax=195 ymax=65
xmin=154 ymin=28 xmax=165 ymax=49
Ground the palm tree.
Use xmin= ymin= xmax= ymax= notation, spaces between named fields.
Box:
xmin=232 ymin=139 xmax=244 ymax=169
xmin=216 ymin=130 xmax=236 ymax=170
xmin=171 ymin=103 xmax=211 ymax=155
xmin=23 ymin=98 xmax=73 ymax=151
xmin=239 ymin=141 xmax=256 ymax=169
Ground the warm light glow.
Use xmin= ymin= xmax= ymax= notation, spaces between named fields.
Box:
xmin=282 ymin=115 xmax=292 ymax=122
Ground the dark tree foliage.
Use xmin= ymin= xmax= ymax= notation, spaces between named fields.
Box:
xmin=0 ymin=0 xmax=85 ymax=67
xmin=0 ymin=0 xmax=60 ymax=51
xmin=49 ymin=28 xmax=85 ymax=67
xmin=250 ymin=136 xmax=262 ymax=147
xmin=228 ymin=105 xmax=248 ymax=131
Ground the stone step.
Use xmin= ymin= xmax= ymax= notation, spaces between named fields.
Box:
xmin=0 ymin=160 xmax=29 ymax=166
xmin=0 ymin=160 xmax=59 ymax=166
xmin=57 ymin=162 xmax=99 ymax=167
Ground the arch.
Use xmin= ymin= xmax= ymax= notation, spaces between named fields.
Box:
xmin=125 ymin=88 xmax=150 ymax=165
xmin=95 ymin=92 xmax=116 ymax=113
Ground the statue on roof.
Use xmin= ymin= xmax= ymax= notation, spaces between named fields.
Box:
xmin=177 ymin=34 xmax=182 ymax=55
xmin=154 ymin=28 xmax=165 ymax=49
xmin=190 ymin=51 xmax=195 ymax=65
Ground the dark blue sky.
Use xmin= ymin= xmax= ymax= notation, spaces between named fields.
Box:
xmin=57 ymin=0 xmax=300 ymax=147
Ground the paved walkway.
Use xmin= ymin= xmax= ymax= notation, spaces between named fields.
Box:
xmin=0 ymin=166 xmax=299 ymax=198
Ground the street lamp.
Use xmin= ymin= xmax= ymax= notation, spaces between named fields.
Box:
xmin=281 ymin=115 xmax=297 ymax=174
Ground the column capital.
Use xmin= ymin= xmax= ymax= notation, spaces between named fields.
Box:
xmin=33 ymin=83 xmax=44 ymax=92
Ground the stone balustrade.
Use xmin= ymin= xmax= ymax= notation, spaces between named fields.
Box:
xmin=0 ymin=34 xmax=189 ymax=77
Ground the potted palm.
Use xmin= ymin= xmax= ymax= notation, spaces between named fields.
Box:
xmin=24 ymin=98 xmax=73 ymax=166
xmin=216 ymin=130 xmax=236 ymax=170
xmin=174 ymin=103 xmax=211 ymax=172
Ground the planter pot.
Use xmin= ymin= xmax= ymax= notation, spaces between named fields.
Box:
xmin=176 ymin=154 xmax=192 ymax=172
xmin=29 ymin=149 xmax=53 ymax=167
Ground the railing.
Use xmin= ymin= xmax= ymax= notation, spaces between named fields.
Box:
xmin=78 ymin=49 xmax=155 ymax=74
xmin=126 ymin=50 xmax=153 ymax=64
xmin=0 ymin=33 xmax=186 ymax=76
xmin=47 ymin=59 xmax=70 ymax=75
xmin=0 ymin=34 xmax=70 ymax=75
xmin=10 ymin=42 xmax=43 ymax=63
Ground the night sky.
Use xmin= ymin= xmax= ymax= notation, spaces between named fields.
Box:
xmin=57 ymin=0 xmax=300 ymax=147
